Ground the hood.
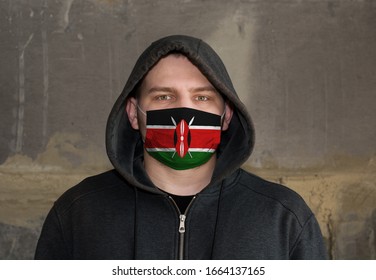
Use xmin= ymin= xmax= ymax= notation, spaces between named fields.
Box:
xmin=106 ymin=35 xmax=255 ymax=193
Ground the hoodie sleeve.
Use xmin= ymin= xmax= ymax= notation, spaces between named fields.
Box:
xmin=34 ymin=206 xmax=71 ymax=260
xmin=289 ymin=214 xmax=328 ymax=259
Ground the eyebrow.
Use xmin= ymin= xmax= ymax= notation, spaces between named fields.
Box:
xmin=147 ymin=87 xmax=176 ymax=95
xmin=147 ymin=86 xmax=217 ymax=94
xmin=190 ymin=86 xmax=218 ymax=94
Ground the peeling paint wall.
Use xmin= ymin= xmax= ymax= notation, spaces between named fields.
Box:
xmin=0 ymin=0 xmax=375 ymax=259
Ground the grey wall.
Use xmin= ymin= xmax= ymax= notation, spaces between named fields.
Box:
xmin=0 ymin=0 xmax=375 ymax=259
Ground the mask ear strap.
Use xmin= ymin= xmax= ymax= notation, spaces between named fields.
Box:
xmin=136 ymin=105 xmax=146 ymax=143
xmin=220 ymin=108 xmax=226 ymax=122
xmin=137 ymin=105 xmax=146 ymax=116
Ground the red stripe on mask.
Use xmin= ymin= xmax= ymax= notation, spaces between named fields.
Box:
xmin=144 ymin=127 xmax=221 ymax=151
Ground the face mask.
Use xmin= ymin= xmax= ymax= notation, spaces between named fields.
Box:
xmin=138 ymin=107 xmax=224 ymax=170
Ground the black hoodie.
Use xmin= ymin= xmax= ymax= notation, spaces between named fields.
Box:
xmin=35 ymin=35 xmax=327 ymax=259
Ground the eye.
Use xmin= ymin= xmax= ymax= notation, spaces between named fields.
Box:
xmin=155 ymin=95 xmax=172 ymax=101
xmin=196 ymin=95 xmax=209 ymax=101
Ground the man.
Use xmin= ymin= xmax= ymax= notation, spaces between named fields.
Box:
xmin=35 ymin=35 xmax=327 ymax=259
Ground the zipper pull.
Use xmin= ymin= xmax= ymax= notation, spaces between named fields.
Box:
xmin=179 ymin=214 xmax=186 ymax=233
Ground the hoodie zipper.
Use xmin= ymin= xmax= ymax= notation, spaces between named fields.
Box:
xmin=169 ymin=196 xmax=196 ymax=260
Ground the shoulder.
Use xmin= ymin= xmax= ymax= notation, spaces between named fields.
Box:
xmin=236 ymin=169 xmax=313 ymax=226
xmin=53 ymin=169 xmax=132 ymax=215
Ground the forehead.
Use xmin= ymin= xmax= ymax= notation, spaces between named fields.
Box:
xmin=133 ymin=53 xmax=227 ymax=105
xmin=142 ymin=54 xmax=211 ymax=85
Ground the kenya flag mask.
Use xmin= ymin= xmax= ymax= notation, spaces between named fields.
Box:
xmin=142 ymin=107 xmax=222 ymax=170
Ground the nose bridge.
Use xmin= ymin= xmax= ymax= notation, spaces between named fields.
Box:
xmin=176 ymin=90 xmax=193 ymax=108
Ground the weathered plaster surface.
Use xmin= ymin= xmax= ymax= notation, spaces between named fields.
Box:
xmin=0 ymin=0 xmax=375 ymax=259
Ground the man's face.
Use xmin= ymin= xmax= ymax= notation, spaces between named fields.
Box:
xmin=126 ymin=54 xmax=232 ymax=136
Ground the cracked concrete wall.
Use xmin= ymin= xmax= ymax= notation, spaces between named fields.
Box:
xmin=0 ymin=0 xmax=375 ymax=259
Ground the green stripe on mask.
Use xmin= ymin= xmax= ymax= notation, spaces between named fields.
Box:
xmin=148 ymin=151 xmax=215 ymax=170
